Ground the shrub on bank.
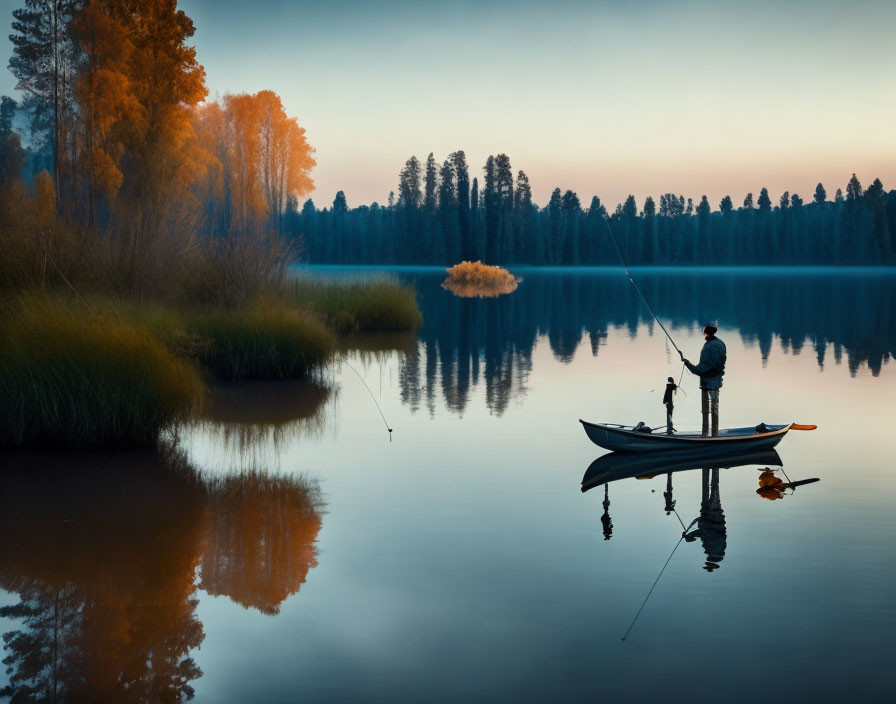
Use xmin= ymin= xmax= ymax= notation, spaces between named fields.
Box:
xmin=290 ymin=279 xmax=423 ymax=334
xmin=0 ymin=298 xmax=202 ymax=449
xmin=186 ymin=302 xmax=336 ymax=379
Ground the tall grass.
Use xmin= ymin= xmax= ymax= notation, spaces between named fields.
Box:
xmin=289 ymin=279 xmax=423 ymax=334
xmin=186 ymin=301 xmax=336 ymax=379
xmin=0 ymin=298 xmax=202 ymax=449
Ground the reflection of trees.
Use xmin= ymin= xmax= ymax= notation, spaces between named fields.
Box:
xmin=0 ymin=451 xmax=326 ymax=701
xmin=397 ymin=270 xmax=896 ymax=415
xmin=0 ymin=448 xmax=207 ymax=702
xmin=200 ymin=472 xmax=324 ymax=615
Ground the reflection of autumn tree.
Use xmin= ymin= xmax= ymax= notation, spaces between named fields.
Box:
xmin=0 ymin=448 xmax=207 ymax=703
xmin=0 ymin=448 xmax=327 ymax=699
xmin=200 ymin=472 xmax=324 ymax=615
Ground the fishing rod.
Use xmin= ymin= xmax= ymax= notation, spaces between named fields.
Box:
xmin=602 ymin=217 xmax=683 ymax=356
xmin=343 ymin=359 xmax=393 ymax=440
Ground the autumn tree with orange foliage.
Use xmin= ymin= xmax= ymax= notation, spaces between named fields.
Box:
xmin=2 ymin=0 xmax=316 ymax=301
xmin=194 ymin=90 xmax=315 ymax=237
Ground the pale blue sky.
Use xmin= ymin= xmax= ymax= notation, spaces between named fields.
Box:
xmin=2 ymin=0 xmax=895 ymax=207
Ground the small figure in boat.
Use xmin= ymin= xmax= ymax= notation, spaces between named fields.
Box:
xmin=662 ymin=376 xmax=677 ymax=434
xmin=679 ymin=324 xmax=727 ymax=437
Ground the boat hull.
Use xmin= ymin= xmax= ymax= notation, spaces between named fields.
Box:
xmin=581 ymin=447 xmax=783 ymax=492
xmin=579 ymin=420 xmax=790 ymax=454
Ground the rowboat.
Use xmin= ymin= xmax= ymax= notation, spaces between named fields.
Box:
xmin=579 ymin=420 xmax=815 ymax=454
xmin=581 ymin=447 xmax=783 ymax=492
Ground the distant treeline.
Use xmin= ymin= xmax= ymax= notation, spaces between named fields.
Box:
xmin=290 ymin=152 xmax=896 ymax=266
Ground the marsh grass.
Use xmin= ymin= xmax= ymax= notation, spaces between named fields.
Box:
xmin=0 ymin=277 xmax=420 ymax=449
xmin=289 ymin=279 xmax=423 ymax=334
xmin=185 ymin=301 xmax=336 ymax=379
xmin=0 ymin=297 xmax=202 ymax=449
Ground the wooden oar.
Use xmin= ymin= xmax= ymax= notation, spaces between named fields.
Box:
xmin=790 ymin=424 xmax=817 ymax=430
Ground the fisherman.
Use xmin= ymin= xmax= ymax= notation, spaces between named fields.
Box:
xmin=679 ymin=324 xmax=726 ymax=437
xmin=662 ymin=376 xmax=677 ymax=434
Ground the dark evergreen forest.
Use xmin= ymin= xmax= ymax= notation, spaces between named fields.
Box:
xmin=289 ymin=152 xmax=896 ymax=266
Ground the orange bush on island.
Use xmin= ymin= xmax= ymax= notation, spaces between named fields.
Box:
xmin=442 ymin=261 xmax=521 ymax=298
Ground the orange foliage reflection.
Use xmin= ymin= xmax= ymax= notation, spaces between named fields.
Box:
xmin=757 ymin=468 xmax=787 ymax=500
xmin=200 ymin=472 xmax=324 ymax=615
xmin=0 ymin=448 xmax=326 ymax=701
xmin=0 ymin=449 xmax=208 ymax=702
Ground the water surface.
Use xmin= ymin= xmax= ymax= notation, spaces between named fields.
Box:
xmin=2 ymin=268 xmax=894 ymax=702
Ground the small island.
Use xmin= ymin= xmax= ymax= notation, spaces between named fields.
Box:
xmin=441 ymin=261 xmax=522 ymax=298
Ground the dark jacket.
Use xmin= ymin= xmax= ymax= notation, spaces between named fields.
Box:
xmin=662 ymin=382 xmax=676 ymax=406
xmin=685 ymin=336 xmax=726 ymax=389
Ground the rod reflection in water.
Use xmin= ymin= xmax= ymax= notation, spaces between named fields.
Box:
xmin=0 ymin=448 xmax=326 ymax=703
xmin=591 ymin=448 xmax=821 ymax=640
xmin=582 ymin=447 xmax=818 ymax=572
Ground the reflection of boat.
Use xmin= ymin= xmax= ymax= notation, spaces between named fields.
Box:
xmin=581 ymin=447 xmax=782 ymax=492
xmin=579 ymin=420 xmax=798 ymax=453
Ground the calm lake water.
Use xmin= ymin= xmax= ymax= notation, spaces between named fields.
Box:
xmin=2 ymin=267 xmax=895 ymax=702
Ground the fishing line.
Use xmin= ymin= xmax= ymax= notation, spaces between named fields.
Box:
xmin=622 ymin=533 xmax=685 ymax=642
xmin=671 ymin=507 xmax=687 ymax=531
xmin=602 ymin=217 xmax=682 ymax=356
xmin=343 ymin=360 xmax=393 ymax=439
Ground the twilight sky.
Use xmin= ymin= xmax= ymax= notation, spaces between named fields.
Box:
xmin=2 ymin=0 xmax=895 ymax=208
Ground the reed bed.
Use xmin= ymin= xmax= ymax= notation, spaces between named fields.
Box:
xmin=0 ymin=297 xmax=202 ymax=449
xmin=289 ymin=279 xmax=423 ymax=334
xmin=0 ymin=277 xmax=421 ymax=449
xmin=185 ymin=301 xmax=336 ymax=380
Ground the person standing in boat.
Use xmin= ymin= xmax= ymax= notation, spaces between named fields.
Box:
xmin=679 ymin=324 xmax=726 ymax=437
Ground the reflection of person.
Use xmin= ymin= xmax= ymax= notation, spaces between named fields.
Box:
xmin=679 ymin=324 xmax=727 ymax=437
xmin=663 ymin=472 xmax=675 ymax=514
xmin=662 ymin=377 xmax=677 ymax=434
xmin=601 ymin=485 xmax=613 ymax=540
xmin=684 ymin=468 xmax=727 ymax=571
xmin=757 ymin=468 xmax=787 ymax=500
